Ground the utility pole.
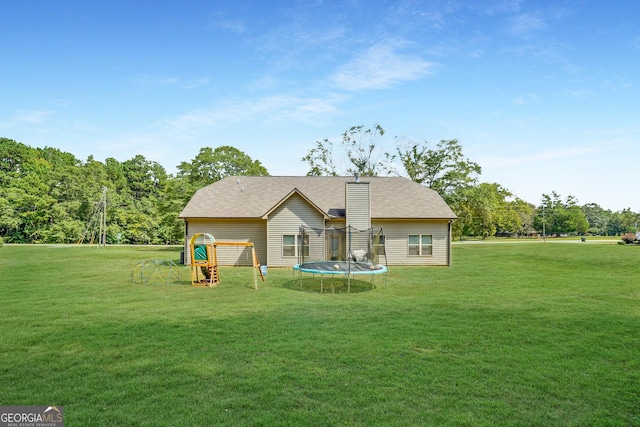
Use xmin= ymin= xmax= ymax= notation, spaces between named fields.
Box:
xmin=99 ymin=187 xmax=107 ymax=248
xmin=542 ymin=205 xmax=546 ymax=243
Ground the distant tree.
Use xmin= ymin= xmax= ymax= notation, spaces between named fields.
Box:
xmin=395 ymin=138 xmax=481 ymax=201
xmin=104 ymin=157 xmax=128 ymax=193
xmin=534 ymin=192 xmax=589 ymax=235
xmin=122 ymin=155 xmax=167 ymax=201
xmin=0 ymin=137 xmax=38 ymax=175
xmin=302 ymin=139 xmax=338 ymax=176
xmin=605 ymin=211 xmax=626 ymax=236
xmin=341 ymin=124 xmax=392 ymax=176
xmin=450 ymin=183 xmax=522 ymax=239
xmin=581 ymin=203 xmax=612 ymax=235
xmin=303 ymin=124 xmax=394 ymax=176
xmin=178 ymin=146 xmax=269 ymax=189
xmin=617 ymin=208 xmax=639 ymax=233
xmin=512 ymin=198 xmax=537 ymax=236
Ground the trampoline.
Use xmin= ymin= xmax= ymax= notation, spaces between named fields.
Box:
xmin=294 ymin=261 xmax=387 ymax=275
xmin=292 ymin=225 xmax=388 ymax=293
xmin=293 ymin=261 xmax=387 ymax=293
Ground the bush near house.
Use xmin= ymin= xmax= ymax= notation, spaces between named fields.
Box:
xmin=620 ymin=233 xmax=638 ymax=244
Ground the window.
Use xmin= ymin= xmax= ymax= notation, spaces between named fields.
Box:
xmin=282 ymin=234 xmax=309 ymax=257
xmin=408 ymin=234 xmax=432 ymax=256
xmin=374 ymin=234 xmax=386 ymax=255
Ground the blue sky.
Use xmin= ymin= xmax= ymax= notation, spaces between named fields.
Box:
xmin=1 ymin=0 xmax=639 ymax=211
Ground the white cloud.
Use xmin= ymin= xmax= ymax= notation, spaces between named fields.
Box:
xmin=180 ymin=78 xmax=211 ymax=89
xmin=330 ymin=41 xmax=436 ymax=91
xmin=13 ymin=110 xmax=52 ymax=125
xmin=135 ymin=75 xmax=181 ymax=86
xmin=134 ymin=75 xmax=210 ymax=89
xmin=508 ymin=13 xmax=547 ymax=37
xmin=513 ymin=92 xmax=540 ymax=105
xmin=481 ymin=0 xmax=524 ymax=15
xmin=218 ymin=19 xmax=246 ymax=34
xmin=162 ymin=93 xmax=345 ymax=134
xmin=479 ymin=146 xmax=597 ymax=168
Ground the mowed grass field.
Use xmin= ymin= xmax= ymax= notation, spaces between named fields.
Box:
xmin=0 ymin=242 xmax=638 ymax=426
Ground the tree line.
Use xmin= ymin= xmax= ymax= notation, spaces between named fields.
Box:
xmin=1 ymin=131 xmax=637 ymax=245
xmin=0 ymin=138 xmax=267 ymax=244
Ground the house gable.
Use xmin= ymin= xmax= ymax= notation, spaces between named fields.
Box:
xmin=265 ymin=192 xmax=325 ymax=267
xmin=262 ymin=188 xmax=329 ymax=220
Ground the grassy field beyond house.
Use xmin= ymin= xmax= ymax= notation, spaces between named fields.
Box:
xmin=0 ymin=243 xmax=638 ymax=426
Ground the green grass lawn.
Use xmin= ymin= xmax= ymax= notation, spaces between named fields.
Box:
xmin=0 ymin=243 xmax=638 ymax=426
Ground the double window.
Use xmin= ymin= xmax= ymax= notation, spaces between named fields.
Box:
xmin=282 ymin=234 xmax=309 ymax=257
xmin=408 ymin=234 xmax=432 ymax=256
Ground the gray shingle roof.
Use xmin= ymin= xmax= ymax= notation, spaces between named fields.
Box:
xmin=179 ymin=176 xmax=457 ymax=220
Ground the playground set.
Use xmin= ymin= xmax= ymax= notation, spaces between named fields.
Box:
xmin=189 ymin=233 xmax=264 ymax=289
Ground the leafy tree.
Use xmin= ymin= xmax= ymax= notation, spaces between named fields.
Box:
xmin=178 ymin=146 xmax=269 ymax=189
xmin=451 ymin=183 xmax=522 ymax=239
xmin=512 ymin=198 xmax=537 ymax=236
xmin=341 ymin=124 xmax=392 ymax=176
xmin=303 ymin=124 xmax=394 ymax=176
xmin=122 ymin=155 xmax=167 ymax=201
xmin=534 ymin=192 xmax=589 ymax=235
xmin=156 ymin=177 xmax=194 ymax=244
xmin=0 ymin=137 xmax=38 ymax=175
xmin=302 ymin=139 xmax=338 ymax=176
xmin=104 ymin=157 xmax=128 ymax=193
xmin=581 ymin=203 xmax=612 ymax=235
xmin=605 ymin=211 xmax=626 ymax=236
xmin=617 ymin=208 xmax=639 ymax=233
xmin=395 ymin=138 xmax=481 ymax=201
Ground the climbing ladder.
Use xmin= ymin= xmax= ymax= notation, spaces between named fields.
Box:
xmin=190 ymin=233 xmax=220 ymax=287
xmin=188 ymin=233 xmax=264 ymax=289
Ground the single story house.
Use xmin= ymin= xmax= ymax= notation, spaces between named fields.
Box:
xmin=179 ymin=175 xmax=457 ymax=267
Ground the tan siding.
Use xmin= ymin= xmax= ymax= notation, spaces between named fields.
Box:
xmin=346 ymin=182 xmax=371 ymax=253
xmin=345 ymin=182 xmax=371 ymax=230
xmin=373 ymin=220 xmax=451 ymax=266
xmin=266 ymin=193 xmax=325 ymax=267
xmin=185 ymin=219 xmax=266 ymax=266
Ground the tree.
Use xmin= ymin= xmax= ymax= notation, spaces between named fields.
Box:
xmin=450 ymin=183 xmax=523 ymax=239
xmin=395 ymin=138 xmax=481 ymax=200
xmin=581 ymin=203 xmax=612 ymax=235
xmin=512 ymin=198 xmax=537 ymax=236
xmin=0 ymin=137 xmax=38 ymax=175
xmin=534 ymin=192 xmax=589 ymax=235
xmin=302 ymin=139 xmax=338 ymax=176
xmin=618 ymin=208 xmax=639 ymax=233
xmin=302 ymin=124 xmax=394 ymax=176
xmin=122 ymin=155 xmax=167 ymax=201
xmin=178 ymin=146 xmax=269 ymax=189
xmin=341 ymin=124 xmax=392 ymax=176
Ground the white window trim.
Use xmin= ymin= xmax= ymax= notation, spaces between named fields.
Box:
xmin=282 ymin=234 xmax=309 ymax=258
xmin=408 ymin=234 xmax=433 ymax=256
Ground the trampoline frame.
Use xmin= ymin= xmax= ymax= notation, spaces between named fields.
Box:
xmin=293 ymin=261 xmax=387 ymax=293
xmin=293 ymin=225 xmax=388 ymax=293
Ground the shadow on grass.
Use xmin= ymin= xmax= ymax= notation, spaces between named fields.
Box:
xmin=282 ymin=277 xmax=375 ymax=294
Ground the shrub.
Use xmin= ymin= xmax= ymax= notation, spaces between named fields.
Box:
xmin=0 ymin=236 xmax=3 ymax=247
xmin=620 ymin=233 xmax=637 ymax=244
